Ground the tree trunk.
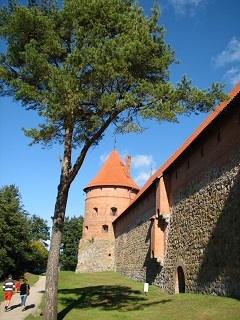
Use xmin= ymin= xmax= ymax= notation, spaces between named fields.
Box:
xmin=43 ymin=183 xmax=69 ymax=320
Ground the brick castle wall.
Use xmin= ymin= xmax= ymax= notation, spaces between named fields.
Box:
xmin=156 ymin=151 xmax=240 ymax=297
xmin=114 ymin=97 xmax=240 ymax=298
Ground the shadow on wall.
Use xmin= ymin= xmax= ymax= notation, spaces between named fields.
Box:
xmin=144 ymin=248 xmax=163 ymax=285
xmin=197 ymin=167 xmax=240 ymax=298
xmin=143 ymin=222 xmax=162 ymax=284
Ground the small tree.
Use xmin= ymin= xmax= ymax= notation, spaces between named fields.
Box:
xmin=0 ymin=0 xmax=228 ymax=318
xmin=29 ymin=214 xmax=50 ymax=247
xmin=0 ymin=185 xmax=50 ymax=277
xmin=0 ymin=185 xmax=30 ymax=277
xmin=60 ymin=215 xmax=83 ymax=271
xmin=27 ymin=214 xmax=50 ymax=272
xmin=27 ymin=240 xmax=49 ymax=273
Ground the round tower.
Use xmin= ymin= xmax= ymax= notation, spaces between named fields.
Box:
xmin=76 ymin=149 xmax=139 ymax=273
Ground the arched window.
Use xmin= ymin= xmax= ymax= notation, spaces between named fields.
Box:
xmin=177 ymin=266 xmax=185 ymax=293
xmin=111 ymin=207 xmax=117 ymax=216
xmin=92 ymin=207 xmax=98 ymax=216
xmin=102 ymin=225 xmax=108 ymax=233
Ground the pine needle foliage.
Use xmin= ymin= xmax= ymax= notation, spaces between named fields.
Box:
xmin=0 ymin=1 xmax=229 ymax=319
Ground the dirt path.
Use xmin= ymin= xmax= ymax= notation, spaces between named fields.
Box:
xmin=0 ymin=276 xmax=46 ymax=319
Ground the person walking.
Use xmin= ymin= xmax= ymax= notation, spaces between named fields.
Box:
xmin=15 ymin=279 xmax=20 ymax=293
xmin=2 ymin=274 xmax=15 ymax=312
xmin=19 ymin=278 xmax=30 ymax=311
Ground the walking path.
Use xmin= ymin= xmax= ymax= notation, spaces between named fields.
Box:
xmin=0 ymin=276 xmax=46 ymax=319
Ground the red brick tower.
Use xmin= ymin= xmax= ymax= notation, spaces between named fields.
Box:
xmin=76 ymin=149 xmax=139 ymax=273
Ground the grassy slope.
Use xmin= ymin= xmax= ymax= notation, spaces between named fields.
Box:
xmin=24 ymin=271 xmax=240 ymax=320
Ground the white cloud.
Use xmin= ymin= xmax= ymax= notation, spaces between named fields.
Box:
xmin=212 ymin=37 xmax=240 ymax=67
xmin=100 ymin=152 xmax=109 ymax=163
xmin=134 ymin=171 xmax=152 ymax=187
xmin=223 ymin=67 xmax=240 ymax=86
xmin=131 ymin=154 xmax=154 ymax=169
xmin=131 ymin=154 xmax=156 ymax=187
xmin=168 ymin=0 xmax=206 ymax=16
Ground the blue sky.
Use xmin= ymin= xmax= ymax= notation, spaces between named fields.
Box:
xmin=0 ymin=0 xmax=240 ymax=227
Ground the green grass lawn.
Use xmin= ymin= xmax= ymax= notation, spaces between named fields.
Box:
xmin=25 ymin=271 xmax=240 ymax=320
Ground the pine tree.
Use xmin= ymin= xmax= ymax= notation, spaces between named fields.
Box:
xmin=0 ymin=0 xmax=228 ymax=318
xmin=60 ymin=215 xmax=83 ymax=271
xmin=0 ymin=185 xmax=30 ymax=277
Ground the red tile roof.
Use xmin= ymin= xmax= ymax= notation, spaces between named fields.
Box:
xmin=84 ymin=149 xmax=140 ymax=191
xmin=127 ymin=82 xmax=240 ymax=205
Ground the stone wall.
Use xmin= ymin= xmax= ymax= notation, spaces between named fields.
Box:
xmin=115 ymin=208 xmax=162 ymax=284
xmin=155 ymin=150 xmax=240 ymax=298
xmin=114 ymin=150 xmax=240 ymax=298
xmin=76 ymin=238 xmax=115 ymax=273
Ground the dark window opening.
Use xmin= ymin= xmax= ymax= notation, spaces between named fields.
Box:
xmin=111 ymin=207 xmax=117 ymax=216
xmin=103 ymin=225 xmax=108 ymax=233
xmin=177 ymin=266 xmax=185 ymax=293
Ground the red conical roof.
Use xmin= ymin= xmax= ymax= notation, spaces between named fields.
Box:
xmin=84 ymin=149 xmax=139 ymax=191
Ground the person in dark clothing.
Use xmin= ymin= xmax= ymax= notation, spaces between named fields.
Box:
xmin=3 ymin=274 xmax=15 ymax=312
xmin=19 ymin=278 xmax=30 ymax=311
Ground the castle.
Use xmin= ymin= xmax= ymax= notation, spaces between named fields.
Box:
xmin=76 ymin=82 xmax=240 ymax=298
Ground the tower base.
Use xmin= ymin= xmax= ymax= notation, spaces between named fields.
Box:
xmin=76 ymin=238 xmax=115 ymax=273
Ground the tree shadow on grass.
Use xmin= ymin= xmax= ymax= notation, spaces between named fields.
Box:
xmin=57 ymin=285 xmax=172 ymax=320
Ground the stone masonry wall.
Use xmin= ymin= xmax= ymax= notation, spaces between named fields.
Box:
xmin=154 ymin=150 xmax=240 ymax=298
xmin=76 ymin=238 xmax=115 ymax=273
xmin=115 ymin=207 xmax=162 ymax=284
xmin=115 ymin=149 xmax=240 ymax=298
